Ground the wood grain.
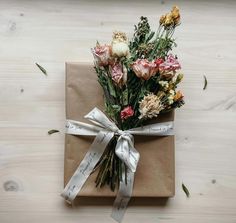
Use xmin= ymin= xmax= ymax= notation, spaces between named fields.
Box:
xmin=0 ymin=0 xmax=236 ymax=222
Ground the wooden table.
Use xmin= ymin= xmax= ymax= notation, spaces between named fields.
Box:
xmin=0 ymin=0 xmax=236 ymax=222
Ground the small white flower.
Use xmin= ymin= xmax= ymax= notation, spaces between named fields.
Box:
xmin=168 ymin=98 xmax=174 ymax=105
xmin=169 ymin=89 xmax=175 ymax=95
xmin=168 ymin=94 xmax=174 ymax=105
xmin=159 ymin=81 xmax=169 ymax=89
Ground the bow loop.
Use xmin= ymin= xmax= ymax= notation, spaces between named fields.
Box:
xmin=84 ymin=107 xmax=119 ymax=132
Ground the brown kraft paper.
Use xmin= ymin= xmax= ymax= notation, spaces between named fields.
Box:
xmin=64 ymin=62 xmax=175 ymax=197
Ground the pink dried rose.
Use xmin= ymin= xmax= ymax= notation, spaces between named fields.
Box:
xmin=92 ymin=44 xmax=111 ymax=66
xmin=131 ymin=59 xmax=158 ymax=80
xmin=159 ymin=54 xmax=181 ymax=72
xmin=155 ymin=58 xmax=165 ymax=67
xmin=120 ymin=106 xmax=134 ymax=120
xmin=110 ymin=63 xmax=127 ymax=86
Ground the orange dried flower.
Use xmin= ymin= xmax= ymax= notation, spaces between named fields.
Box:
xmin=174 ymin=90 xmax=184 ymax=101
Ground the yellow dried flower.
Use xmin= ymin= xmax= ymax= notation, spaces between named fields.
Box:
xmin=139 ymin=93 xmax=164 ymax=119
xmin=112 ymin=31 xmax=127 ymax=42
xmin=171 ymin=6 xmax=179 ymax=19
xmin=165 ymin=13 xmax=174 ymax=26
xmin=159 ymin=15 xmax=166 ymax=25
xmin=171 ymin=6 xmax=180 ymax=25
xmin=159 ymin=6 xmax=181 ymax=27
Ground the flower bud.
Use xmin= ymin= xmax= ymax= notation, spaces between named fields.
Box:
xmin=176 ymin=73 xmax=184 ymax=84
xmin=111 ymin=31 xmax=129 ymax=58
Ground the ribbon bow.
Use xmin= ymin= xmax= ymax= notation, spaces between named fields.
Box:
xmin=61 ymin=107 xmax=174 ymax=222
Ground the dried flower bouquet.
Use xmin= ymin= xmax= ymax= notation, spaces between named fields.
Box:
xmin=91 ymin=6 xmax=184 ymax=191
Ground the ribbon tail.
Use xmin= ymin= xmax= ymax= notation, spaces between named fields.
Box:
xmin=61 ymin=130 xmax=114 ymax=203
xmin=111 ymin=167 xmax=134 ymax=223
xmin=127 ymin=121 xmax=174 ymax=136
xmin=66 ymin=119 xmax=104 ymax=136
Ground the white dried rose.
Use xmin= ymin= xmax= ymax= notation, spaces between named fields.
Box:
xmin=111 ymin=31 xmax=129 ymax=58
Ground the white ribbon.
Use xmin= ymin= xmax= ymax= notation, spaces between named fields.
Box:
xmin=61 ymin=107 xmax=174 ymax=222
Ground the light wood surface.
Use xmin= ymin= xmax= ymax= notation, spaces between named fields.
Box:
xmin=0 ymin=0 xmax=236 ymax=222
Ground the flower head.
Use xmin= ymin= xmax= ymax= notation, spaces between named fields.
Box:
xmin=164 ymin=13 xmax=174 ymax=26
xmin=167 ymin=89 xmax=175 ymax=105
xmin=159 ymin=54 xmax=181 ymax=79
xmin=139 ymin=93 xmax=164 ymax=119
xmin=110 ymin=63 xmax=127 ymax=87
xmin=155 ymin=58 xmax=165 ymax=67
xmin=92 ymin=44 xmax=111 ymax=66
xmin=174 ymin=90 xmax=184 ymax=101
xmin=159 ymin=80 xmax=169 ymax=90
xmin=159 ymin=54 xmax=181 ymax=71
xmin=120 ymin=106 xmax=134 ymax=120
xmin=159 ymin=6 xmax=181 ymax=27
xmin=171 ymin=6 xmax=180 ymax=25
xmin=111 ymin=31 xmax=129 ymax=58
xmin=131 ymin=59 xmax=158 ymax=80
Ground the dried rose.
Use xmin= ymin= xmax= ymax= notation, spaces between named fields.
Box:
xmin=159 ymin=15 xmax=166 ymax=25
xmin=165 ymin=13 xmax=174 ymax=26
xmin=159 ymin=6 xmax=181 ymax=27
xmin=155 ymin=58 xmax=165 ymax=67
xmin=171 ymin=6 xmax=180 ymax=25
xmin=112 ymin=31 xmax=129 ymax=58
xmin=131 ymin=59 xmax=158 ymax=80
xmin=110 ymin=63 xmax=127 ymax=87
xmin=159 ymin=54 xmax=181 ymax=71
xmin=120 ymin=106 xmax=134 ymax=120
xmin=92 ymin=44 xmax=111 ymax=66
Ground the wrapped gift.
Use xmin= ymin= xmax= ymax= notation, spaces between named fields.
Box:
xmin=64 ymin=62 xmax=175 ymax=197
xmin=62 ymin=6 xmax=184 ymax=222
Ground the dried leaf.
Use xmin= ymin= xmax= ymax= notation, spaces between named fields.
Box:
xmin=107 ymin=77 xmax=116 ymax=97
xmin=182 ymin=183 xmax=190 ymax=197
xmin=48 ymin=129 xmax=60 ymax=135
xmin=203 ymin=75 xmax=207 ymax=90
xmin=122 ymin=88 xmax=129 ymax=106
xmin=145 ymin=31 xmax=155 ymax=42
xmin=36 ymin=63 xmax=47 ymax=75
